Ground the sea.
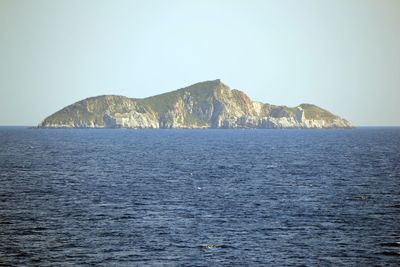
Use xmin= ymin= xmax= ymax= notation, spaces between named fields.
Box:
xmin=0 ymin=127 xmax=399 ymax=266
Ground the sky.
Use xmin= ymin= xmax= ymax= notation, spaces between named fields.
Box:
xmin=0 ymin=0 xmax=399 ymax=126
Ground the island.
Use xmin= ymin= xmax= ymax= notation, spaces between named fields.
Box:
xmin=39 ymin=79 xmax=352 ymax=128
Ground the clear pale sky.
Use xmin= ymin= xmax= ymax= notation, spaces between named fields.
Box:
xmin=0 ymin=0 xmax=399 ymax=126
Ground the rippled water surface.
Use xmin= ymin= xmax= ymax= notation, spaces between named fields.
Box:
xmin=1 ymin=127 xmax=400 ymax=266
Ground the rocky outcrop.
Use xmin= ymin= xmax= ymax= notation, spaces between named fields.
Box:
xmin=39 ymin=79 xmax=353 ymax=128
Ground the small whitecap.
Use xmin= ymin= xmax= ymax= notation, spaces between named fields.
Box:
xmin=266 ymin=164 xmax=277 ymax=168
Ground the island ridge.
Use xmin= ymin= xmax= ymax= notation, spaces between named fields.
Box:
xmin=39 ymin=79 xmax=352 ymax=129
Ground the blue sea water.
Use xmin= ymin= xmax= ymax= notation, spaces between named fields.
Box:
xmin=0 ymin=127 xmax=400 ymax=266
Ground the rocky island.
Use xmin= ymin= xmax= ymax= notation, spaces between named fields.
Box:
xmin=39 ymin=79 xmax=352 ymax=128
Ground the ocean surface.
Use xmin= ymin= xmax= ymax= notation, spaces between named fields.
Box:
xmin=0 ymin=127 xmax=400 ymax=266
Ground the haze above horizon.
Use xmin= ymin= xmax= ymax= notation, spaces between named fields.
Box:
xmin=1 ymin=0 xmax=399 ymax=126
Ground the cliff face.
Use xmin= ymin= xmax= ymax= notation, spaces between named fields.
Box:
xmin=39 ymin=79 xmax=353 ymax=128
